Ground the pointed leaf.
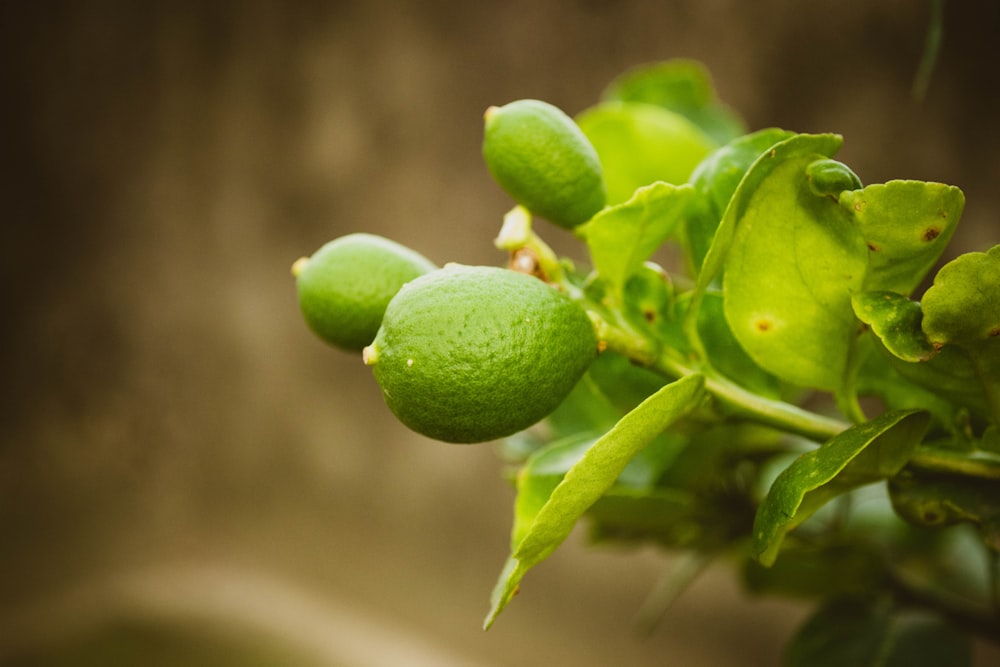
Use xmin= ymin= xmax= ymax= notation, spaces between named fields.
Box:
xmin=752 ymin=410 xmax=930 ymax=566
xmin=484 ymin=374 xmax=705 ymax=628
xmin=840 ymin=181 xmax=964 ymax=295
xmin=851 ymin=291 xmax=936 ymax=362
xmin=581 ymin=181 xmax=692 ymax=296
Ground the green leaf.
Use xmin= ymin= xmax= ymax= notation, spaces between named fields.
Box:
xmin=921 ymin=245 xmax=1000 ymax=422
xmin=601 ymin=58 xmax=746 ymax=145
xmin=840 ymin=181 xmax=964 ymax=295
xmin=752 ymin=410 xmax=930 ymax=567
xmin=743 ymin=542 xmax=888 ymax=600
xmin=685 ymin=128 xmax=796 ymax=274
xmin=805 ymin=158 xmax=862 ymax=198
xmin=785 ymin=599 xmax=972 ymax=667
xmin=889 ymin=468 xmax=1000 ymax=551
xmin=581 ymin=181 xmax=692 ymax=297
xmin=576 ymin=101 xmax=714 ymax=205
xmin=484 ymin=374 xmax=706 ymax=628
xmin=718 ymin=138 xmax=869 ymax=391
xmin=851 ymin=291 xmax=936 ymax=362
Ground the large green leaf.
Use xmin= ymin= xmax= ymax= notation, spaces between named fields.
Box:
xmin=840 ymin=181 xmax=964 ymax=295
xmin=719 ymin=137 xmax=869 ymax=391
xmin=576 ymin=101 xmax=714 ymax=205
xmin=600 ymin=58 xmax=746 ymax=145
xmin=752 ymin=410 xmax=930 ymax=567
xmin=484 ymin=374 xmax=706 ymax=628
xmin=581 ymin=181 xmax=692 ymax=298
xmin=785 ymin=599 xmax=972 ymax=667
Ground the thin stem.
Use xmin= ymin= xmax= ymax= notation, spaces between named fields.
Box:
xmin=912 ymin=0 xmax=945 ymax=101
xmin=907 ymin=447 xmax=1000 ymax=481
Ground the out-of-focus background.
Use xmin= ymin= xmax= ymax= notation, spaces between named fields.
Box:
xmin=2 ymin=1 xmax=998 ymax=665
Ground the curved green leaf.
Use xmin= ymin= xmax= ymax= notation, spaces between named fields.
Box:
xmin=581 ymin=181 xmax=692 ymax=297
xmin=576 ymin=101 xmax=714 ymax=205
xmin=851 ymin=291 xmax=936 ymax=362
xmin=752 ymin=410 xmax=930 ymax=567
xmin=720 ymin=135 xmax=869 ymax=390
xmin=840 ymin=181 xmax=964 ymax=295
xmin=485 ymin=374 xmax=706 ymax=628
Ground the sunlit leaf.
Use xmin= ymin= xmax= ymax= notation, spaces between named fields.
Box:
xmin=921 ymin=245 xmax=1000 ymax=423
xmin=485 ymin=374 xmax=706 ymax=628
xmin=840 ymin=181 xmax=964 ymax=295
xmin=577 ymin=101 xmax=714 ymax=205
xmin=752 ymin=410 xmax=930 ymax=566
xmin=851 ymin=291 xmax=936 ymax=362
xmin=720 ymin=136 xmax=869 ymax=391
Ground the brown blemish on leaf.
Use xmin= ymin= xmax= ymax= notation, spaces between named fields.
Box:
xmin=867 ymin=242 xmax=880 ymax=252
xmin=643 ymin=309 xmax=656 ymax=323
xmin=853 ymin=200 xmax=866 ymax=213
xmin=922 ymin=227 xmax=941 ymax=242
xmin=597 ymin=340 xmax=608 ymax=353
xmin=768 ymin=149 xmax=777 ymax=158
xmin=754 ymin=318 xmax=773 ymax=333
xmin=990 ymin=326 xmax=1000 ymax=338
xmin=509 ymin=247 xmax=547 ymax=281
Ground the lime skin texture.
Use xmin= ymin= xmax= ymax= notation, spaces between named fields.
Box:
xmin=483 ymin=99 xmax=606 ymax=229
xmin=294 ymin=233 xmax=437 ymax=351
xmin=364 ymin=264 xmax=598 ymax=443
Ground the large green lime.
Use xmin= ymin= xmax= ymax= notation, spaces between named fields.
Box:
xmin=483 ymin=99 xmax=606 ymax=229
xmin=293 ymin=233 xmax=436 ymax=351
xmin=364 ymin=265 xmax=598 ymax=443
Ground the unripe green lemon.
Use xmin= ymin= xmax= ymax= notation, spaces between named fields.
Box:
xmin=483 ymin=99 xmax=606 ymax=229
xmin=364 ymin=264 xmax=598 ymax=443
xmin=293 ymin=233 xmax=436 ymax=351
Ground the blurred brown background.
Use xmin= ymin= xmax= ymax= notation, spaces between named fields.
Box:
xmin=1 ymin=1 xmax=998 ymax=665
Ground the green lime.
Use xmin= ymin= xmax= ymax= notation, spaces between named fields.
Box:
xmin=364 ymin=264 xmax=598 ymax=443
xmin=293 ymin=233 xmax=436 ymax=351
xmin=483 ymin=99 xmax=606 ymax=229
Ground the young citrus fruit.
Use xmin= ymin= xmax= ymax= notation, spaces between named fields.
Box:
xmin=293 ymin=233 xmax=436 ymax=351
xmin=483 ymin=99 xmax=606 ymax=229
xmin=363 ymin=264 xmax=598 ymax=443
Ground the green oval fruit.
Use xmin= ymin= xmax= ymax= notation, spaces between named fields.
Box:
xmin=293 ymin=233 xmax=436 ymax=351
xmin=483 ymin=99 xmax=606 ymax=229
xmin=364 ymin=264 xmax=598 ymax=443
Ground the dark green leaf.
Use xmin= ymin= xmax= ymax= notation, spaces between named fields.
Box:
xmin=805 ymin=158 xmax=862 ymax=198
xmin=485 ymin=374 xmax=706 ymax=628
xmin=889 ymin=467 xmax=1000 ymax=551
xmin=785 ymin=599 xmax=972 ymax=667
xmin=753 ymin=410 xmax=930 ymax=566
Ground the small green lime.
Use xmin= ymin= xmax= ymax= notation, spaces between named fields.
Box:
xmin=364 ymin=264 xmax=598 ymax=443
xmin=293 ymin=233 xmax=436 ymax=351
xmin=483 ymin=99 xmax=606 ymax=229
